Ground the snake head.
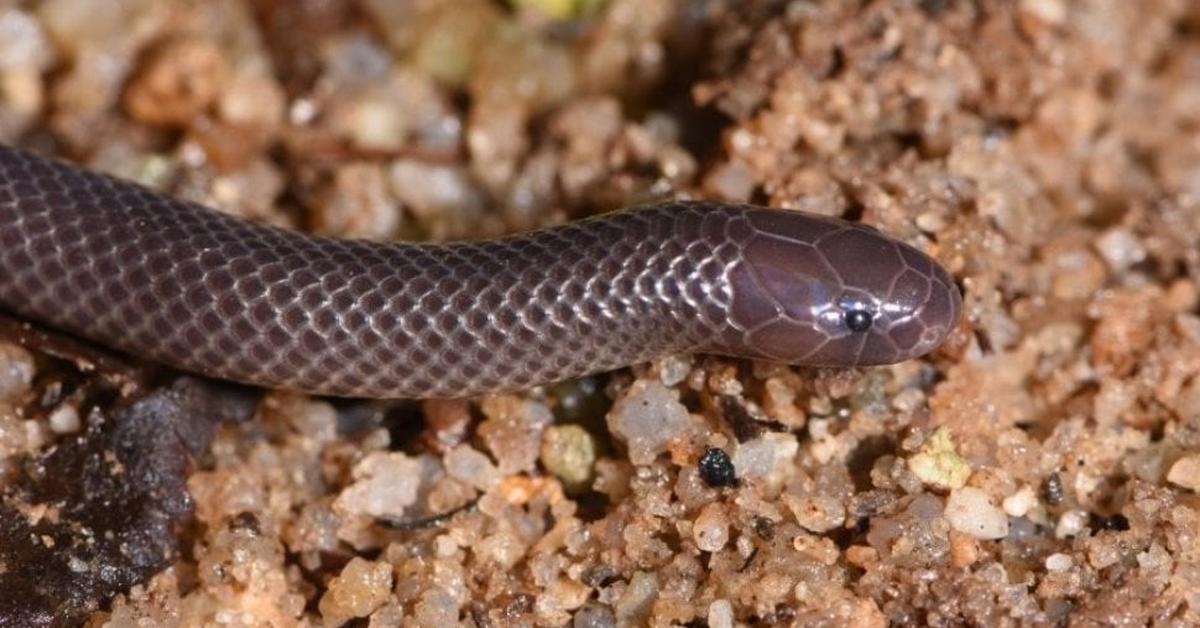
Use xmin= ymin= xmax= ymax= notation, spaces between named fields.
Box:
xmin=715 ymin=209 xmax=961 ymax=366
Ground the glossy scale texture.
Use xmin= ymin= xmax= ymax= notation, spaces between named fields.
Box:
xmin=0 ymin=145 xmax=960 ymax=398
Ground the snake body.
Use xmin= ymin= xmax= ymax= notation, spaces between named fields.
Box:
xmin=0 ymin=145 xmax=959 ymax=398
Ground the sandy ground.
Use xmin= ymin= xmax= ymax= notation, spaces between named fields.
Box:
xmin=0 ymin=0 xmax=1197 ymax=626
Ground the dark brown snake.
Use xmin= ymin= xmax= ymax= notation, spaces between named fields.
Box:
xmin=0 ymin=144 xmax=960 ymax=398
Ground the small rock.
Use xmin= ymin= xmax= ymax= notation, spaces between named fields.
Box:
xmin=786 ymin=492 xmax=845 ymax=534
xmin=607 ymin=380 xmax=690 ymax=465
xmin=124 ymin=38 xmax=228 ymax=126
xmin=413 ymin=588 xmax=460 ymax=625
xmin=318 ymin=557 xmax=393 ymax=626
xmin=534 ymin=577 xmax=591 ymax=625
xmin=1002 ymin=485 xmax=1038 ymax=517
xmin=573 ymin=602 xmax=616 ymax=628
xmin=692 ymin=503 xmax=730 ymax=552
xmin=1045 ymin=553 xmax=1073 ymax=571
xmin=218 ymin=67 xmax=285 ymax=132
xmin=613 ymin=572 xmax=658 ymax=626
xmin=540 ymin=424 xmax=596 ymax=490
xmin=479 ymin=395 xmax=554 ymax=474
xmin=0 ymin=8 xmax=55 ymax=71
xmin=389 ymin=159 xmax=483 ymax=223
xmin=731 ymin=433 xmax=798 ymax=484
xmin=315 ymin=162 xmax=401 ymax=241
xmin=1167 ymin=455 xmax=1200 ymax=492
xmin=445 ymin=445 xmax=501 ymax=492
xmin=0 ymin=342 xmax=34 ymax=401
xmin=47 ymin=405 xmax=80 ymax=434
xmin=707 ymin=599 xmax=734 ymax=628
xmin=944 ymin=487 xmax=1009 ymax=540
xmin=908 ymin=427 xmax=971 ymax=490
xmin=1055 ymin=509 xmax=1089 ymax=539
xmin=697 ymin=447 xmax=737 ymax=487
xmin=1095 ymin=228 xmax=1146 ymax=272
xmin=334 ymin=452 xmax=429 ymax=519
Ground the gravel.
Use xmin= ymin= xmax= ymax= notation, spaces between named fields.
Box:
xmin=0 ymin=0 xmax=1198 ymax=625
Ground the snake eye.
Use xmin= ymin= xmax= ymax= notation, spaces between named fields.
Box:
xmin=844 ymin=309 xmax=873 ymax=333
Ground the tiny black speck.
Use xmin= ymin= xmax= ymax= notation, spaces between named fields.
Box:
xmin=1090 ymin=513 xmax=1130 ymax=532
xmin=845 ymin=309 xmax=873 ymax=332
xmin=698 ymin=447 xmax=737 ymax=487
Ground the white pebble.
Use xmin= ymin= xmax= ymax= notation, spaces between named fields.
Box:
xmin=289 ymin=97 xmax=318 ymax=125
xmin=0 ymin=342 xmax=34 ymax=401
xmin=707 ymin=599 xmax=734 ymax=628
xmin=944 ymin=487 xmax=1009 ymax=540
xmin=0 ymin=8 xmax=55 ymax=71
xmin=915 ymin=210 xmax=947 ymax=233
xmin=1002 ymin=485 xmax=1038 ymax=517
xmin=1045 ymin=553 xmax=1074 ymax=571
xmin=350 ymin=98 xmax=406 ymax=151
xmin=1167 ymin=455 xmax=1200 ymax=492
xmin=1055 ymin=509 xmax=1089 ymax=539
xmin=607 ymin=380 xmax=691 ymax=465
xmin=731 ymin=433 xmax=798 ymax=482
xmin=333 ymin=452 xmax=431 ymax=519
xmin=445 ymin=445 xmax=500 ymax=491
xmin=389 ymin=159 xmax=481 ymax=221
xmin=655 ymin=355 xmax=692 ymax=387
xmin=1095 ymin=228 xmax=1146 ymax=272
xmin=47 ymin=405 xmax=80 ymax=434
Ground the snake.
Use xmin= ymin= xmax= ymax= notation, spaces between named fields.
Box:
xmin=0 ymin=144 xmax=960 ymax=398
